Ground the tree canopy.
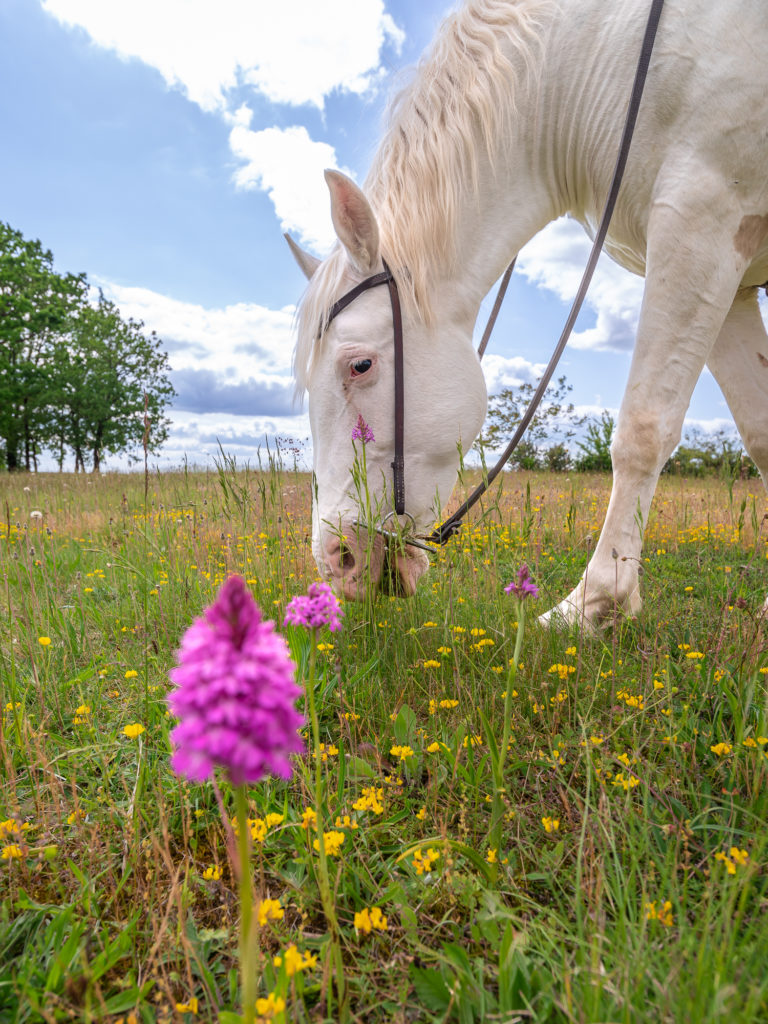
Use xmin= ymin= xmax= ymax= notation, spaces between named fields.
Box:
xmin=0 ymin=222 xmax=174 ymax=471
xmin=476 ymin=375 xmax=754 ymax=477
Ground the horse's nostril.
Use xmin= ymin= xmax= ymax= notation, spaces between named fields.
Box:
xmin=340 ymin=544 xmax=356 ymax=570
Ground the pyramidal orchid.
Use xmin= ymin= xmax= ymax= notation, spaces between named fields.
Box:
xmin=167 ymin=575 xmax=305 ymax=1024
xmin=351 ymin=414 xmax=375 ymax=444
xmin=168 ymin=574 xmax=305 ymax=786
xmin=284 ymin=580 xmax=344 ymax=633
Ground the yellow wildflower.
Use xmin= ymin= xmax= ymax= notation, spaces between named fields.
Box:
xmin=353 ymin=787 xmax=384 ymax=814
xmin=390 ymin=744 xmax=414 ymax=760
xmin=334 ymin=814 xmax=358 ymax=830
xmin=0 ymin=819 xmax=30 ymax=840
xmin=313 ymin=830 xmax=345 ymax=857
xmin=255 ymin=992 xmax=285 ymax=1018
xmin=354 ymin=906 xmax=388 ymax=934
xmin=413 ymin=847 xmax=441 ymax=875
xmin=612 ymin=772 xmax=640 ymax=791
xmin=248 ymin=818 xmax=268 ymax=843
xmin=175 ymin=996 xmax=198 ymax=1014
xmin=257 ymin=898 xmax=284 ymax=926
xmin=273 ymin=944 xmax=316 ymax=976
xmin=710 ymin=743 xmax=732 ymax=756
xmin=645 ymin=900 xmax=674 ymax=926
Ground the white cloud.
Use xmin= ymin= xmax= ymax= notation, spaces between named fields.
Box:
xmin=230 ymin=125 xmax=350 ymax=253
xmin=517 ymin=217 xmax=644 ymax=352
xmin=98 ymin=280 xmax=296 ymax=378
xmin=80 ymin=280 xmax=313 ymax=469
xmin=41 ymin=0 xmax=404 ymax=112
xmin=481 ymin=354 xmax=547 ymax=396
xmin=161 ymin=410 xmax=312 ymax=468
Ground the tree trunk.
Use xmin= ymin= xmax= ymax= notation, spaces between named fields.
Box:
xmin=23 ymin=396 xmax=31 ymax=472
xmin=92 ymin=422 xmax=104 ymax=474
xmin=5 ymin=433 xmax=19 ymax=472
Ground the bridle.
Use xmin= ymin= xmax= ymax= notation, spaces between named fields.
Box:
xmin=324 ymin=259 xmax=406 ymax=519
xmin=321 ymin=0 xmax=665 ymax=555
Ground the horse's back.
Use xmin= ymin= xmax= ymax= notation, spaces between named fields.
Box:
xmin=548 ymin=0 xmax=768 ymax=280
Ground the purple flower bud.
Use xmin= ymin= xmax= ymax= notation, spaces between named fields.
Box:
xmin=284 ymin=581 xmax=344 ymax=632
xmin=167 ymin=575 xmax=305 ymax=785
xmin=351 ymin=415 xmax=375 ymax=444
xmin=504 ymin=564 xmax=539 ymax=601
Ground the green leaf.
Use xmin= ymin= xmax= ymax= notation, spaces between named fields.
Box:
xmin=478 ymin=707 xmax=501 ymax=773
xmin=344 ymin=755 xmax=375 ymax=780
xmin=394 ymin=704 xmax=417 ymax=746
xmin=410 ymin=967 xmax=451 ymax=1012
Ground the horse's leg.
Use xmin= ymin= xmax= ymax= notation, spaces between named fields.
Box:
xmin=706 ymin=288 xmax=768 ymax=615
xmin=541 ymin=190 xmax=752 ymax=629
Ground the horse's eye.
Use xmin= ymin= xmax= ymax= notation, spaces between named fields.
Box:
xmin=351 ymin=359 xmax=372 ymax=376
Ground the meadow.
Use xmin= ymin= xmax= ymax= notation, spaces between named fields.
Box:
xmin=1 ymin=457 xmax=768 ymax=1023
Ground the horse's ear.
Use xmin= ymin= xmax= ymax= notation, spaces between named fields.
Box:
xmin=284 ymin=233 xmax=321 ymax=280
xmin=325 ymin=169 xmax=380 ymax=275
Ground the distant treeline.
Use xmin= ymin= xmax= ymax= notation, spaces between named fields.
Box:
xmin=477 ymin=375 xmax=757 ymax=478
xmin=0 ymin=222 xmax=175 ymax=472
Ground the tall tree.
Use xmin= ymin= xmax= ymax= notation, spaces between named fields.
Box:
xmin=0 ymin=223 xmax=85 ymax=469
xmin=477 ymin=375 xmax=587 ymax=470
xmin=51 ymin=293 xmax=175 ymax=471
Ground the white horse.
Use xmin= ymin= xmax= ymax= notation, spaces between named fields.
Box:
xmin=288 ymin=0 xmax=768 ymax=627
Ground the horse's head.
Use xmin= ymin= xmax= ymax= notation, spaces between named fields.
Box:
xmin=290 ymin=170 xmax=487 ymax=600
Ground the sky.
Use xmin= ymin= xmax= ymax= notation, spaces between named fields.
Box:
xmin=1 ymin=0 xmax=762 ymax=472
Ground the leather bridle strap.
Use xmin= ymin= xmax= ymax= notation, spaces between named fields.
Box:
xmin=476 ymin=258 xmax=516 ymax=361
xmin=386 ymin=263 xmax=406 ymax=515
xmin=324 ymin=259 xmax=406 ymax=516
xmin=325 ymin=269 xmax=393 ymax=324
xmin=424 ymin=0 xmax=665 ymax=546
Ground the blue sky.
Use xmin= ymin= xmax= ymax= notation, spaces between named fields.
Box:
xmin=0 ymin=0 xmax=752 ymax=470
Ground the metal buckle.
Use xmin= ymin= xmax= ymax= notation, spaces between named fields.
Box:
xmin=352 ymin=513 xmax=437 ymax=553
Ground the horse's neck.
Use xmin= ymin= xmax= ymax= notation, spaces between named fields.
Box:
xmin=418 ymin=0 xmax=642 ymax=326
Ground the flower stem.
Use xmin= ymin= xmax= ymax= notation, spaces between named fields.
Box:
xmin=489 ymin=601 xmax=526 ymax=873
xmin=235 ymin=784 xmax=256 ymax=1024
xmin=305 ymin=629 xmax=346 ymax=1015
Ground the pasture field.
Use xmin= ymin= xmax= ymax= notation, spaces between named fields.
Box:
xmin=2 ymin=461 xmax=768 ymax=1023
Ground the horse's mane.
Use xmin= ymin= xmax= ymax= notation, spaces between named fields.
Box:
xmin=295 ymin=0 xmax=550 ymax=394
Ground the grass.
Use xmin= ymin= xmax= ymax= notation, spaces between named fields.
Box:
xmin=1 ymin=460 xmax=767 ymax=1023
